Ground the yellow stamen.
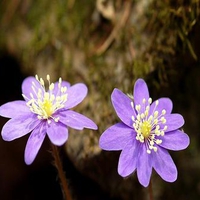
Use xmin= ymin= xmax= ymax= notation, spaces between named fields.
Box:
xmin=42 ymin=99 xmax=53 ymax=117
xmin=141 ymin=121 xmax=151 ymax=138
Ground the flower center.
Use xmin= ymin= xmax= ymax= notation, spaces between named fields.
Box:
xmin=23 ymin=75 xmax=68 ymax=123
xmin=42 ymin=99 xmax=53 ymax=117
xmin=131 ymin=98 xmax=167 ymax=154
xmin=141 ymin=121 xmax=151 ymax=138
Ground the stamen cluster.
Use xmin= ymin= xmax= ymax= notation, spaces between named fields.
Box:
xmin=131 ymin=98 xmax=167 ymax=154
xmin=23 ymin=75 xmax=68 ymax=123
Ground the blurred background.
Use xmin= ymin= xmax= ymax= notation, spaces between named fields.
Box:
xmin=0 ymin=0 xmax=200 ymax=199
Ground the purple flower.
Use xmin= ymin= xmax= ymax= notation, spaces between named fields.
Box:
xmin=0 ymin=75 xmax=97 ymax=165
xmin=99 ymin=79 xmax=189 ymax=187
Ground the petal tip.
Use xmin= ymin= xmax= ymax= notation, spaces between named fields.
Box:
xmin=24 ymin=153 xmax=35 ymax=165
xmin=134 ymin=78 xmax=147 ymax=88
xmin=25 ymin=159 xmax=33 ymax=165
xmin=1 ymin=134 xmax=10 ymax=141
xmin=91 ymin=124 xmax=98 ymax=130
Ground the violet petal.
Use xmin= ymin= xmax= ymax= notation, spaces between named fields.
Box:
xmin=47 ymin=121 xmax=68 ymax=146
xmin=137 ymin=144 xmax=152 ymax=187
xmin=59 ymin=110 xmax=97 ymax=130
xmin=118 ymin=138 xmax=139 ymax=177
xmin=1 ymin=113 xmax=40 ymax=141
xmin=24 ymin=122 xmax=46 ymax=165
xmin=161 ymin=114 xmax=185 ymax=131
xmin=22 ymin=76 xmax=43 ymax=100
xmin=99 ymin=122 xmax=135 ymax=151
xmin=64 ymin=83 xmax=88 ymax=109
xmin=111 ymin=88 xmax=135 ymax=128
xmin=152 ymin=147 xmax=177 ymax=182
xmin=133 ymin=79 xmax=149 ymax=111
xmin=0 ymin=100 xmax=30 ymax=118
xmin=158 ymin=130 xmax=190 ymax=150
xmin=150 ymin=98 xmax=173 ymax=115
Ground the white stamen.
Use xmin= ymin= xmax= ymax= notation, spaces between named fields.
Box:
xmin=155 ymin=100 xmax=159 ymax=106
xmin=47 ymin=74 xmax=50 ymax=81
xmin=132 ymin=96 xmax=167 ymax=154
xmin=131 ymin=101 xmax=134 ymax=108
xmin=23 ymin=75 xmax=68 ymax=123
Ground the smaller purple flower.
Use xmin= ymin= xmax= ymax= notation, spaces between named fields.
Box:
xmin=0 ymin=75 xmax=97 ymax=165
xmin=99 ymin=78 xmax=189 ymax=187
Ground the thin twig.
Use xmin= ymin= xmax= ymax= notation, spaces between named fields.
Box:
xmin=148 ymin=179 xmax=153 ymax=200
xmin=51 ymin=143 xmax=72 ymax=200
xmin=94 ymin=0 xmax=132 ymax=55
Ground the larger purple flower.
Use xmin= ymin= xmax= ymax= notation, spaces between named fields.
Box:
xmin=99 ymin=79 xmax=189 ymax=187
xmin=0 ymin=75 xmax=97 ymax=165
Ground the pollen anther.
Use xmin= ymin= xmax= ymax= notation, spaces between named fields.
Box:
xmin=132 ymin=97 xmax=167 ymax=154
xmin=23 ymin=75 xmax=68 ymax=123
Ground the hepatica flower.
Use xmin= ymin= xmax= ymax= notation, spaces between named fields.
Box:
xmin=0 ymin=75 xmax=97 ymax=164
xmin=99 ymin=79 xmax=189 ymax=187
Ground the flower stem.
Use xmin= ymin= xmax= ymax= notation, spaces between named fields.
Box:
xmin=51 ymin=143 xmax=72 ymax=200
xmin=148 ymin=179 xmax=153 ymax=200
